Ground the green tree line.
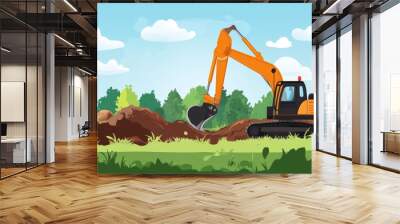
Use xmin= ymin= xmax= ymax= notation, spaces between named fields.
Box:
xmin=97 ymin=85 xmax=273 ymax=128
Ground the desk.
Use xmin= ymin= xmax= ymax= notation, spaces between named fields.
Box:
xmin=382 ymin=131 xmax=400 ymax=154
xmin=1 ymin=138 xmax=31 ymax=164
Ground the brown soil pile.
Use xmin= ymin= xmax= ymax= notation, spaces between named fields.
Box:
xmin=97 ymin=106 xmax=254 ymax=146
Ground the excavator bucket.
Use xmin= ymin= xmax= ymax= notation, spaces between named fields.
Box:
xmin=187 ymin=103 xmax=218 ymax=130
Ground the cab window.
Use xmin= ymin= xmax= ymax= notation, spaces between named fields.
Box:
xmin=281 ymin=86 xmax=295 ymax=102
xmin=299 ymin=85 xmax=305 ymax=98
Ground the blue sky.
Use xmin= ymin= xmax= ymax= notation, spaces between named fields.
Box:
xmin=98 ymin=3 xmax=312 ymax=105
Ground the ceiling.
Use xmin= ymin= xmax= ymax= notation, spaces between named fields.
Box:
xmin=0 ymin=0 xmax=392 ymax=75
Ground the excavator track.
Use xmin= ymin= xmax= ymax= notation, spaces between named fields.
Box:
xmin=247 ymin=120 xmax=313 ymax=138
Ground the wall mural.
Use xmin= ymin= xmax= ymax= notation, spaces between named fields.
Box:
xmin=97 ymin=3 xmax=313 ymax=174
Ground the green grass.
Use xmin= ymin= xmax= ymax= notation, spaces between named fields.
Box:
xmin=99 ymin=134 xmax=311 ymax=153
xmin=97 ymin=135 xmax=311 ymax=174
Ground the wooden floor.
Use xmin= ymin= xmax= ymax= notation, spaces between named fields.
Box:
xmin=1 ymin=167 xmax=26 ymax=178
xmin=1 ymin=135 xmax=400 ymax=223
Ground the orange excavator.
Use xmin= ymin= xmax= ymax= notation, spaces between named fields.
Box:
xmin=187 ymin=25 xmax=314 ymax=137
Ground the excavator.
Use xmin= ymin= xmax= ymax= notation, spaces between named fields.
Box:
xmin=187 ymin=25 xmax=314 ymax=137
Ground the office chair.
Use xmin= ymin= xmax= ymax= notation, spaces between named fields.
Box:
xmin=79 ymin=121 xmax=90 ymax=138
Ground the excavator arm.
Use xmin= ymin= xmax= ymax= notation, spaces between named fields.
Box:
xmin=203 ymin=25 xmax=283 ymax=106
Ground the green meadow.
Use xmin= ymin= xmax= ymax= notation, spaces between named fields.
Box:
xmin=97 ymin=135 xmax=312 ymax=174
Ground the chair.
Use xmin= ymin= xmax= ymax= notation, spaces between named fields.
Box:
xmin=79 ymin=121 xmax=90 ymax=138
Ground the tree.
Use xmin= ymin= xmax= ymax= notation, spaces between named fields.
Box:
xmin=115 ymin=84 xmax=139 ymax=111
xmin=223 ymin=90 xmax=251 ymax=124
xmin=182 ymin=86 xmax=207 ymax=111
xmin=97 ymin=87 xmax=120 ymax=113
xmin=162 ymin=89 xmax=185 ymax=122
xmin=139 ymin=90 xmax=163 ymax=116
xmin=250 ymin=92 xmax=273 ymax=119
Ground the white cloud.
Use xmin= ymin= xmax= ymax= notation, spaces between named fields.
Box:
xmin=141 ymin=19 xmax=196 ymax=42
xmin=274 ymin=57 xmax=311 ymax=80
xmin=266 ymin=37 xmax=292 ymax=48
xmin=98 ymin=29 xmax=125 ymax=51
xmin=291 ymin=25 xmax=311 ymax=41
xmin=98 ymin=59 xmax=129 ymax=75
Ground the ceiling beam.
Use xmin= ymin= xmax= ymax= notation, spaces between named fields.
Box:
xmin=55 ymin=55 xmax=96 ymax=72
xmin=322 ymin=0 xmax=356 ymax=14
xmin=67 ymin=13 xmax=97 ymax=39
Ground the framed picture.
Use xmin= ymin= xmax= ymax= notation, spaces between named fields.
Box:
xmin=97 ymin=3 xmax=313 ymax=174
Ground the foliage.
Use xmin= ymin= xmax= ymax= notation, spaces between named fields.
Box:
xmin=182 ymin=85 xmax=207 ymax=111
xmin=223 ymin=90 xmax=252 ymax=124
xmin=98 ymin=158 xmax=197 ymax=174
xmin=116 ymin=84 xmax=139 ymax=111
xmin=262 ymin=147 xmax=270 ymax=159
xmin=105 ymin=85 xmax=275 ymax=127
xmin=250 ymin=92 xmax=273 ymax=119
xmin=139 ymin=90 xmax=163 ymax=116
xmin=99 ymin=150 xmax=118 ymax=167
xmin=106 ymin=134 xmax=133 ymax=145
xmin=162 ymin=89 xmax=185 ymax=122
xmin=104 ymin=85 xmax=294 ymax=132
xmin=97 ymin=87 xmax=120 ymax=113
xmin=268 ymin=147 xmax=311 ymax=173
xmin=98 ymin=146 xmax=311 ymax=174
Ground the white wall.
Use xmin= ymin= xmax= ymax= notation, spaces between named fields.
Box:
xmin=1 ymin=65 xmax=42 ymax=138
xmin=71 ymin=72 xmax=89 ymax=138
xmin=1 ymin=63 xmax=46 ymax=164
xmin=1 ymin=65 xmax=26 ymax=138
xmin=55 ymin=67 xmax=69 ymax=141
xmin=55 ymin=67 xmax=89 ymax=141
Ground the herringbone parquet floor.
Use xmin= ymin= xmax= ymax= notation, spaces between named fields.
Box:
xmin=1 ymin=135 xmax=400 ymax=224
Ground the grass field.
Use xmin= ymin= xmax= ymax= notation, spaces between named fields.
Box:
xmin=97 ymin=135 xmax=312 ymax=174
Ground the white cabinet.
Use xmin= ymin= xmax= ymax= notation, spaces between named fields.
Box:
xmin=1 ymin=138 xmax=32 ymax=163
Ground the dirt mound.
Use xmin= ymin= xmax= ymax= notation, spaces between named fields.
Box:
xmin=211 ymin=119 xmax=253 ymax=141
xmin=97 ymin=110 xmax=113 ymax=124
xmin=98 ymin=106 xmax=255 ymax=145
xmin=98 ymin=107 xmax=166 ymax=145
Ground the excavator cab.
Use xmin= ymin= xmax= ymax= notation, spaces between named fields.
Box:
xmin=268 ymin=80 xmax=308 ymax=120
